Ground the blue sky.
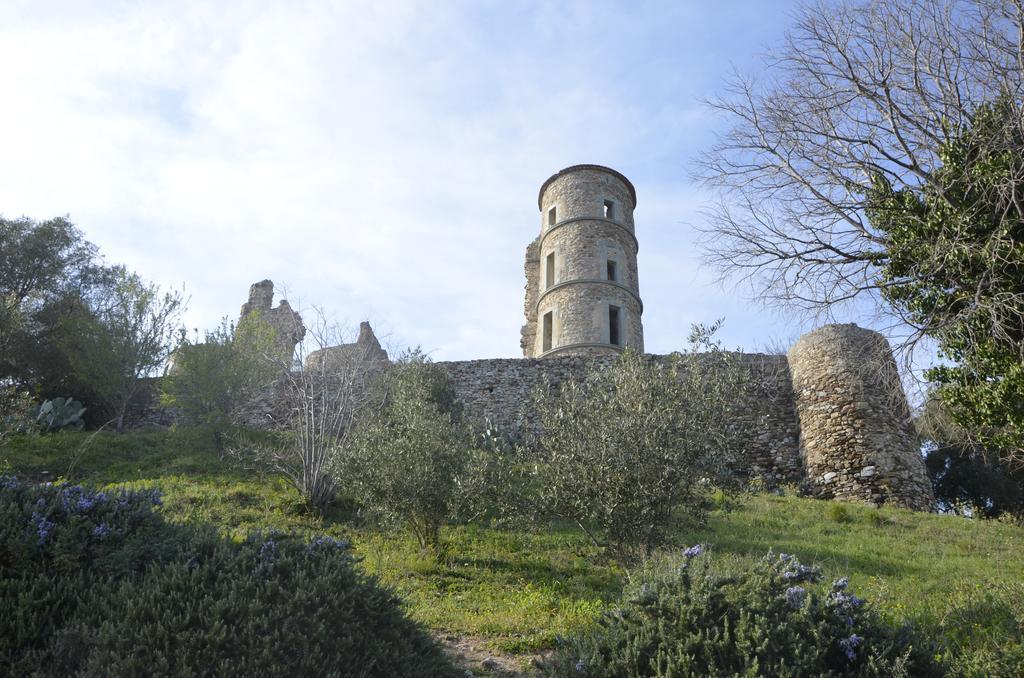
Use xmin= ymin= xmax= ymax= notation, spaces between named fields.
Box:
xmin=1 ymin=1 xmax=834 ymax=360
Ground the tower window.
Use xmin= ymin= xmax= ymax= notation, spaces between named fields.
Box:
xmin=603 ymin=200 xmax=615 ymax=219
xmin=548 ymin=206 xmax=557 ymax=226
xmin=542 ymin=311 xmax=553 ymax=352
xmin=609 ymin=305 xmax=621 ymax=346
xmin=606 ymin=259 xmax=617 ymax=282
xmin=546 ymin=252 xmax=555 ymax=288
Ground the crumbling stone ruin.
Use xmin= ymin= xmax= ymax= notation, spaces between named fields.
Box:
xmin=305 ymin=321 xmax=389 ymax=370
xmin=438 ymin=165 xmax=933 ymax=511
xmin=227 ymin=166 xmax=933 ymax=511
xmin=237 ymin=280 xmax=306 ymax=361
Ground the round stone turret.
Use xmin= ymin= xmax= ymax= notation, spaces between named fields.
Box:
xmin=523 ymin=165 xmax=644 ymax=357
xmin=788 ymin=324 xmax=934 ymax=511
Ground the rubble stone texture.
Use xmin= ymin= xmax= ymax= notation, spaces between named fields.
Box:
xmin=305 ymin=321 xmax=389 ymax=370
xmin=523 ymin=165 xmax=644 ymax=357
xmin=787 ymin=324 xmax=934 ymax=510
xmin=237 ymin=280 xmax=306 ymax=361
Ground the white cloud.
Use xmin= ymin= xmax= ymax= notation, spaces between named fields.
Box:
xmin=0 ymin=0 xmax=806 ymax=360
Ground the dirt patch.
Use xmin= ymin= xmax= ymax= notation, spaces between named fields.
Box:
xmin=437 ymin=634 xmax=550 ymax=677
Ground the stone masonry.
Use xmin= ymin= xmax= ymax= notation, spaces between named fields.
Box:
xmin=524 ymin=165 xmax=644 ymax=357
xmin=237 ymin=280 xmax=306 ymax=360
xmin=788 ymin=324 xmax=934 ymax=510
xmin=203 ymin=166 xmax=935 ymax=512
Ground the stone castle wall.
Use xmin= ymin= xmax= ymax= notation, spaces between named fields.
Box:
xmin=439 ymin=351 xmax=803 ymax=485
xmin=440 ymin=324 xmax=935 ymax=511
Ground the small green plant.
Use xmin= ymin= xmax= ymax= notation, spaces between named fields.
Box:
xmin=539 ymin=548 xmax=942 ymax=677
xmin=346 ymin=351 xmax=472 ymax=553
xmin=867 ymin=510 xmax=893 ymax=528
xmin=161 ymin=317 xmax=279 ymax=454
xmin=31 ymin=397 xmax=86 ymax=432
xmin=827 ymin=502 xmax=853 ymax=524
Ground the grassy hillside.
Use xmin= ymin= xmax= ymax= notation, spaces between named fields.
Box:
xmin=3 ymin=430 xmax=1022 ymax=671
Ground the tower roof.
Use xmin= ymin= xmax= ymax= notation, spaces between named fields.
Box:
xmin=537 ymin=164 xmax=637 ymax=210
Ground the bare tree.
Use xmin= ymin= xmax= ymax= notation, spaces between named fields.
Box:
xmin=230 ymin=312 xmax=386 ymax=510
xmin=697 ymin=0 xmax=1024 ymax=348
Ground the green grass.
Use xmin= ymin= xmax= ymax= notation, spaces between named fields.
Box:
xmin=4 ymin=429 xmax=1024 ymax=662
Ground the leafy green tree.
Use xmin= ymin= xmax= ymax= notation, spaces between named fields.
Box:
xmin=525 ymin=324 xmax=746 ymax=561
xmin=61 ymin=267 xmax=185 ymax=431
xmin=346 ymin=351 xmax=471 ymax=552
xmin=0 ymin=216 xmax=106 ymax=394
xmin=160 ymin=317 xmax=278 ymax=453
xmin=868 ymin=97 xmax=1024 ymax=467
xmin=917 ymin=392 xmax=1024 ymax=519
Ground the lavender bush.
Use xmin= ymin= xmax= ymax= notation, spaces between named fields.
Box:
xmin=539 ymin=547 xmax=941 ymax=677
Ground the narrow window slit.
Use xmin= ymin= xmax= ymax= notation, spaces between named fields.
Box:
xmin=609 ymin=306 xmax=621 ymax=346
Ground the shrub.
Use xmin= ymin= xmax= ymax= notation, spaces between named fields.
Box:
xmin=0 ymin=385 xmax=36 ymax=442
xmin=927 ymin=580 xmax=1024 ymax=677
xmin=161 ymin=317 xmax=278 ymax=454
xmin=525 ymin=324 xmax=747 ymax=561
xmin=346 ymin=351 xmax=472 ymax=552
xmin=827 ymin=502 xmax=853 ymax=524
xmin=539 ymin=548 xmax=942 ymax=677
xmin=0 ymin=475 xmax=458 ymax=677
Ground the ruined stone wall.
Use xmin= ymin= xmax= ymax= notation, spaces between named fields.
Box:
xmin=788 ymin=324 xmax=934 ymax=510
xmin=520 ymin=237 xmax=540 ymax=356
xmin=438 ymin=351 xmax=803 ymax=484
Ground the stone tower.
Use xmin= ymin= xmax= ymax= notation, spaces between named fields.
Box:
xmin=788 ymin=324 xmax=934 ymax=511
xmin=521 ymin=165 xmax=644 ymax=357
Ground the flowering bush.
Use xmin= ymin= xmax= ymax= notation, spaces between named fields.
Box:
xmin=0 ymin=475 xmax=458 ymax=677
xmin=539 ymin=547 xmax=942 ymax=677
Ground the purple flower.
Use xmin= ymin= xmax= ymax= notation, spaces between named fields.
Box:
xmin=259 ymin=539 xmax=277 ymax=563
xmin=31 ymin=511 xmax=55 ymax=548
xmin=785 ymin=586 xmax=806 ymax=609
xmin=838 ymin=633 xmax=863 ymax=661
xmin=682 ymin=544 xmax=706 ymax=559
xmin=92 ymin=523 xmax=113 ymax=539
xmin=575 ymin=658 xmax=586 ymax=673
xmin=782 ymin=563 xmax=820 ymax=582
xmin=0 ymin=475 xmax=18 ymax=490
xmin=832 ymin=577 xmax=849 ymax=591
xmin=307 ymin=536 xmax=351 ymax=553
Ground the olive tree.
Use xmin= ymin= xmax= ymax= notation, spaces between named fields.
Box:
xmin=345 ymin=351 xmax=472 ymax=552
xmin=160 ymin=317 xmax=279 ymax=454
xmin=525 ymin=323 xmax=747 ymax=561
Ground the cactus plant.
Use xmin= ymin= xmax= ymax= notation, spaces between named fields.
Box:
xmin=32 ymin=397 xmax=86 ymax=432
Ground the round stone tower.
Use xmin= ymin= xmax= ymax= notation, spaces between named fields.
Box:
xmin=523 ymin=165 xmax=644 ymax=358
xmin=788 ymin=324 xmax=934 ymax=511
